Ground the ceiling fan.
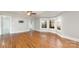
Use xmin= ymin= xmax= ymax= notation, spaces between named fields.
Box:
xmin=26 ymin=11 xmax=37 ymax=16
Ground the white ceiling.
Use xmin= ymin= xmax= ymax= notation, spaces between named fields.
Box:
xmin=35 ymin=11 xmax=62 ymax=17
xmin=0 ymin=11 xmax=62 ymax=17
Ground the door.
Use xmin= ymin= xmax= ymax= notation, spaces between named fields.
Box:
xmin=1 ymin=16 xmax=11 ymax=35
xmin=0 ymin=16 xmax=11 ymax=48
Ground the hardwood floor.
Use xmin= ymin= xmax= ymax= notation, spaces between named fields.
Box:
xmin=0 ymin=31 xmax=79 ymax=48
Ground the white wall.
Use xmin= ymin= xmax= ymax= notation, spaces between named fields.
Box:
xmin=33 ymin=17 xmax=40 ymax=31
xmin=0 ymin=13 xmax=31 ymax=34
xmin=11 ymin=16 xmax=41 ymax=33
xmin=11 ymin=16 xmax=30 ymax=33
xmin=60 ymin=11 xmax=79 ymax=41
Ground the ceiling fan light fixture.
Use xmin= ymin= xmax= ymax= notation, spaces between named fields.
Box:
xmin=27 ymin=11 xmax=32 ymax=16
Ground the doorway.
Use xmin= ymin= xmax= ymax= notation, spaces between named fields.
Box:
xmin=0 ymin=16 xmax=11 ymax=48
xmin=1 ymin=16 xmax=11 ymax=35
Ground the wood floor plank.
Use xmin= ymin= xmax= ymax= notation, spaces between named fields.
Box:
xmin=0 ymin=31 xmax=79 ymax=48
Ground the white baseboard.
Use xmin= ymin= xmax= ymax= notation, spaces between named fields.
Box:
xmin=57 ymin=33 xmax=79 ymax=42
xmin=10 ymin=29 xmax=30 ymax=34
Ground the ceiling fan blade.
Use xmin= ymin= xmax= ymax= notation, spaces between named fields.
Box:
xmin=26 ymin=11 xmax=37 ymax=16
xmin=31 ymin=13 xmax=36 ymax=15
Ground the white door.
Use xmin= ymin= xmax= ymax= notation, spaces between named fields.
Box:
xmin=1 ymin=16 xmax=11 ymax=35
xmin=0 ymin=16 xmax=1 ymax=35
